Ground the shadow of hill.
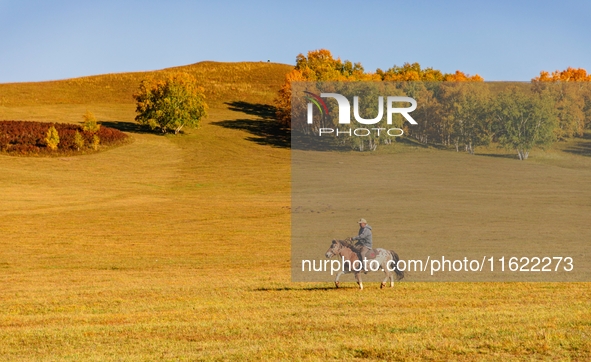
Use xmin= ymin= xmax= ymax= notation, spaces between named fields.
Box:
xmin=213 ymin=101 xmax=290 ymax=148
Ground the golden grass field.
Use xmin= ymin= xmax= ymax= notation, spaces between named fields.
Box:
xmin=0 ymin=62 xmax=590 ymax=360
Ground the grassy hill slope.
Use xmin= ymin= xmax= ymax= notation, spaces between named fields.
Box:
xmin=0 ymin=61 xmax=293 ymax=107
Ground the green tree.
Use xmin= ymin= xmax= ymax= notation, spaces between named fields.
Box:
xmin=438 ymin=83 xmax=492 ymax=154
xmin=400 ymin=82 xmax=442 ymax=145
xmin=134 ymin=72 xmax=208 ymax=134
xmin=531 ymin=81 xmax=588 ymax=139
xmin=337 ymin=82 xmax=405 ymax=151
xmin=493 ymin=88 xmax=557 ymax=160
xmin=532 ymin=67 xmax=591 ymax=132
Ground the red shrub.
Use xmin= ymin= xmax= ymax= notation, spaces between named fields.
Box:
xmin=0 ymin=120 xmax=128 ymax=155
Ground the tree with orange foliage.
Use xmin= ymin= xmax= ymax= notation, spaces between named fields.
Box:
xmin=294 ymin=49 xmax=368 ymax=81
xmin=533 ymin=67 xmax=591 ymax=82
xmin=274 ymin=68 xmax=306 ymax=127
xmin=275 ymin=49 xmax=380 ymax=126
xmin=443 ymin=70 xmax=484 ymax=82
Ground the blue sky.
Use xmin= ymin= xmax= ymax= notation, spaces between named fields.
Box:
xmin=0 ymin=0 xmax=589 ymax=83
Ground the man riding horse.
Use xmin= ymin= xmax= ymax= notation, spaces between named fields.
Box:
xmin=350 ymin=218 xmax=376 ymax=270
xmin=325 ymin=218 xmax=404 ymax=289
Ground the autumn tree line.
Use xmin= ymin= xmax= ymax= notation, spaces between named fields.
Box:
xmin=276 ymin=49 xmax=591 ymax=159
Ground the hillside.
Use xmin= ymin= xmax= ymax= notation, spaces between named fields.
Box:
xmin=0 ymin=61 xmax=293 ymax=107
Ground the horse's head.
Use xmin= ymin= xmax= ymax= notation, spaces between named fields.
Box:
xmin=325 ymin=239 xmax=342 ymax=258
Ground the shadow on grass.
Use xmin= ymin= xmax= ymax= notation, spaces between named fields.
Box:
xmin=220 ymin=101 xmax=485 ymax=152
xmin=253 ymin=286 xmax=340 ymax=292
xmin=212 ymin=101 xmax=290 ymax=148
xmin=397 ymin=136 xmax=441 ymax=149
xmin=476 ymin=153 xmax=518 ymax=160
xmin=563 ymin=132 xmax=591 ymax=157
xmin=98 ymin=120 xmax=156 ymax=134
xmin=291 ymin=132 xmax=352 ymax=151
xmin=225 ymin=101 xmax=276 ymax=120
xmin=213 ymin=118 xmax=290 ymax=148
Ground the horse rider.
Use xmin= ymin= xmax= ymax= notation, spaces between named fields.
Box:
xmin=351 ymin=218 xmax=375 ymax=266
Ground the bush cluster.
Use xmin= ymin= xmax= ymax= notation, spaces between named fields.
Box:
xmin=0 ymin=120 xmax=128 ymax=155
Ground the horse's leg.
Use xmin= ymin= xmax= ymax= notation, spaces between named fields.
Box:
xmin=387 ymin=258 xmax=395 ymax=287
xmin=381 ymin=261 xmax=389 ymax=289
xmin=334 ymin=271 xmax=345 ymax=288
xmin=385 ymin=254 xmax=395 ymax=287
xmin=355 ymin=272 xmax=363 ymax=290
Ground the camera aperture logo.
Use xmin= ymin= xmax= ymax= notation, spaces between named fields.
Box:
xmin=304 ymin=91 xmax=418 ymax=137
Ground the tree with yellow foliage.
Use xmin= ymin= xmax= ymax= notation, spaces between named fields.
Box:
xmin=276 ymin=51 xmax=484 ymax=130
xmin=378 ymin=63 xmax=483 ymax=82
xmin=380 ymin=62 xmax=444 ymax=81
xmin=45 ymin=125 xmax=60 ymax=151
xmin=134 ymin=72 xmax=208 ymax=134
xmin=532 ymin=67 xmax=591 ymax=138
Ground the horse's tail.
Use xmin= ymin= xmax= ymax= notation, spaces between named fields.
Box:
xmin=389 ymin=250 xmax=404 ymax=280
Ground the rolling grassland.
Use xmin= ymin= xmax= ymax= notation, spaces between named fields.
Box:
xmin=0 ymin=62 xmax=589 ymax=360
